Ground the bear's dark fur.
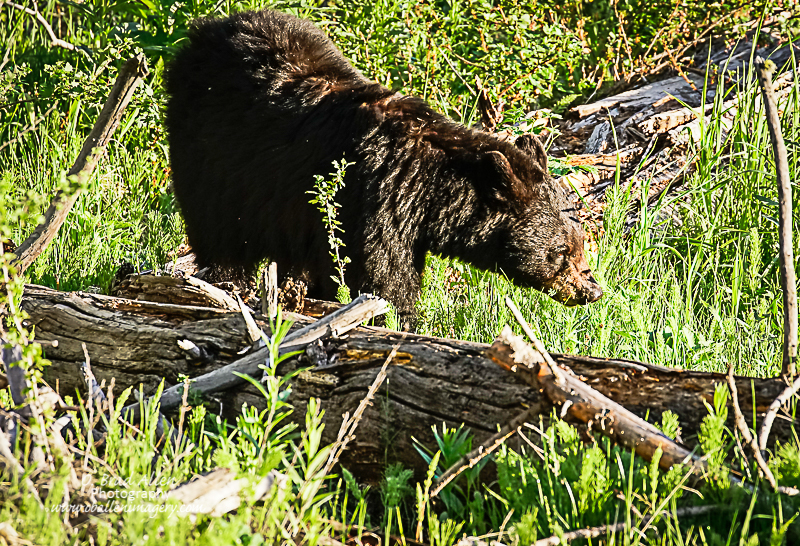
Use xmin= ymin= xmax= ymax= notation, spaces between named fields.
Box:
xmin=165 ymin=10 xmax=602 ymax=326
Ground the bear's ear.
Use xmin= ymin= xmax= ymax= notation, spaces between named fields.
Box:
xmin=482 ymin=150 xmax=534 ymax=205
xmin=515 ymin=134 xmax=548 ymax=171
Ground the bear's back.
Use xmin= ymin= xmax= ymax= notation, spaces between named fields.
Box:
xmin=164 ymin=10 xmax=383 ymax=275
xmin=166 ymin=10 xmax=369 ymax=111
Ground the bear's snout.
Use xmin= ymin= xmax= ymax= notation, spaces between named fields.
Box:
xmin=541 ymin=255 xmax=603 ymax=307
xmin=572 ymin=274 xmax=603 ymax=305
xmin=547 ymin=275 xmax=603 ymax=306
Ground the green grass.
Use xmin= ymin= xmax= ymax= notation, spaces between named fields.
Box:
xmin=417 ymin=54 xmax=800 ymax=379
xmin=2 ymin=0 xmax=800 ymax=544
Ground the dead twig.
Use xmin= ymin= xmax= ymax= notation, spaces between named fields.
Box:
xmin=612 ymin=0 xmax=634 ymax=80
xmin=726 ymin=363 xmax=798 ymax=496
xmin=321 ymin=342 xmax=402 ymax=477
xmin=758 ymin=373 xmax=800 ymax=452
xmin=11 ymin=55 xmax=148 ymax=275
xmin=755 ymin=56 xmax=797 ymax=377
xmin=661 ymin=35 xmax=697 ymax=91
xmin=531 ymin=504 xmax=722 ymax=546
xmin=431 ymin=404 xmax=541 ymax=498
xmin=1 ymin=1 xmax=79 ymax=52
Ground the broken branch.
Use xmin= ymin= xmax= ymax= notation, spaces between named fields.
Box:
xmin=139 ymin=293 xmax=388 ymax=413
xmin=758 ymin=373 xmax=800 ymax=452
xmin=754 ymin=56 xmax=797 ymax=377
xmin=492 ymin=303 xmax=709 ymax=476
xmin=430 ymin=404 xmax=542 ymax=498
xmin=11 ymin=55 xmax=148 ymax=274
xmin=1 ymin=1 xmax=78 ymax=52
xmin=727 ymin=363 xmax=798 ymax=495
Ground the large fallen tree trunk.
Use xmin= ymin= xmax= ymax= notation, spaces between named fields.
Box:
xmin=21 ymin=280 xmax=792 ymax=483
xmin=512 ymin=40 xmax=800 ymax=239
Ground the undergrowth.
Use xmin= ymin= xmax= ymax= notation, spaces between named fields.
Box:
xmin=2 ymin=0 xmax=800 ymax=544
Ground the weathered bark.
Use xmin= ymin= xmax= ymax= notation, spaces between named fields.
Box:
xmin=152 ymin=293 xmax=388 ymax=412
xmin=512 ymin=39 xmax=800 ymax=238
xmin=754 ymin=57 xmax=797 ymax=378
xmin=21 ymin=281 xmax=792 ymax=483
xmin=488 ymin=325 xmax=706 ymax=475
xmin=112 ymin=273 xmax=241 ymax=311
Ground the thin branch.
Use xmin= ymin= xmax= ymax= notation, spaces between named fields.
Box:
xmin=2 ymin=1 xmax=77 ymax=51
xmin=755 ymin=56 xmax=797 ymax=377
xmin=497 ymin=298 xmax=713 ymax=477
xmin=136 ymin=293 xmax=388 ymax=413
xmin=321 ymin=342 xmax=401 ymax=477
xmin=431 ymin=404 xmax=541 ymax=498
xmin=531 ymin=505 xmax=721 ymax=546
xmin=11 ymin=55 xmax=148 ymax=275
xmin=0 ymin=105 xmax=57 ymax=153
xmin=503 ymin=297 xmax=564 ymax=382
xmin=758 ymin=373 xmax=800 ymax=452
xmin=726 ymin=363 xmax=798 ymax=496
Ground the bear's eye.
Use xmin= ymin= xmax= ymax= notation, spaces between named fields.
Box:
xmin=547 ymin=248 xmax=566 ymax=266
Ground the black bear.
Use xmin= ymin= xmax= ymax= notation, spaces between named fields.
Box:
xmin=165 ymin=10 xmax=602 ymax=327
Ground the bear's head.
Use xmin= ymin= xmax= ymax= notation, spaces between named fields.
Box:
xmin=476 ymin=134 xmax=603 ymax=307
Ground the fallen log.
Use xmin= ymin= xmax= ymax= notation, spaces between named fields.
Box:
xmin=21 ymin=279 xmax=793 ymax=483
xmin=503 ymin=39 xmax=800 ymax=241
xmin=489 ymin=323 xmax=703 ymax=474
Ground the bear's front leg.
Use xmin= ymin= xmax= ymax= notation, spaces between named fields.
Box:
xmin=357 ymin=245 xmax=421 ymax=332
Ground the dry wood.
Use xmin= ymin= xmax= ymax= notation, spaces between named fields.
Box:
xmin=2 ymin=342 xmax=29 ymax=422
xmin=262 ymin=262 xmax=279 ymax=318
xmin=755 ymin=57 xmax=797 ymax=378
xmin=758 ymin=373 xmax=800 ymax=453
xmin=727 ymin=364 xmax=798 ymax=496
xmin=302 ymin=298 xmax=347 ymax=318
xmin=79 ymin=348 xmax=177 ymax=446
xmin=11 ymin=55 xmax=148 ymax=274
xmin=139 ymin=292 xmax=387 ymax=413
xmin=431 ymin=405 xmax=541 ymax=498
xmin=238 ymin=295 xmax=263 ymax=343
xmin=569 ymin=75 xmax=704 ymax=126
xmin=1 ymin=1 xmax=79 ymax=52
xmin=321 ymin=344 xmax=399 ymax=478
xmin=539 ymin=44 xmax=798 ymax=240
xmin=112 ymin=273 xmax=239 ymax=310
xmin=0 ymin=340 xmax=46 ymax=506
xmin=22 ymin=283 xmax=793 ymax=482
xmin=488 ymin=325 xmax=705 ymax=474
xmin=167 ymin=467 xmax=286 ymax=517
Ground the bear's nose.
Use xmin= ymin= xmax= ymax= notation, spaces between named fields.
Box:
xmin=584 ymin=276 xmax=603 ymax=303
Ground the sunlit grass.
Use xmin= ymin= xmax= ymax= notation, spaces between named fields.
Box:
xmin=417 ymin=61 xmax=799 ymax=379
xmin=2 ymin=1 xmax=799 ymax=544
